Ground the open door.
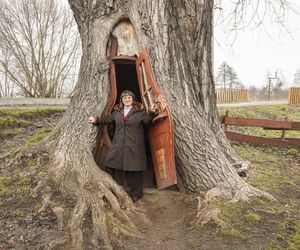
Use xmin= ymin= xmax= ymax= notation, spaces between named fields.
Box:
xmin=94 ymin=38 xmax=118 ymax=168
xmin=136 ymin=48 xmax=177 ymax=189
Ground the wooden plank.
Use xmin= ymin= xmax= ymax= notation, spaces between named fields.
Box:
xmin=263 ymin=127 xmax=287 ymax=131
xmin=291 ymin=122 xmax=300 ymax=130
xmin=224 ymin=131 xmax=300 ymax=147
xmin=284 ymin=138 xmax=300 ymax=145
xmin=224 ymin=117 xmax=292 ymax=129
xmin=136 ymin=48 xmax=177 ymax=190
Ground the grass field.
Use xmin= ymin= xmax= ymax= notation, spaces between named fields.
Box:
xmin=0 ymin=104 xmax=299 ymax=249
xmin=216 ymin=104 xmax=300 ymax=250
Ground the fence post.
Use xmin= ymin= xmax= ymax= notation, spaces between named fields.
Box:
xmin=281 ymin=117 xmax=288 ymax=141
xmin=224 ymin=110 xmax=229 ymax=131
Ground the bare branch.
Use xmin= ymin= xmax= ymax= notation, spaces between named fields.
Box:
xmin=0 ymin=0 xmax=81 ymax=97
xmin=214 ymin=0 xmax=300 ymax=44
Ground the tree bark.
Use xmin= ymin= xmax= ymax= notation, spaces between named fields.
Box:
xmin=33 ymin=0 xmax=272 ymax=248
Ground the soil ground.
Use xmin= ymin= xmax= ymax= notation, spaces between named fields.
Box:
xmin=0 ymin=105 xmax=299 ymax=250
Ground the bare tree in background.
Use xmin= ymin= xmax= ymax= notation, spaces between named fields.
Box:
xmin=0 ymin=0 xmax=80 ymax=98
xmin=0 ymin=46 xmax=14 ymax=97
xmin=216 ymin=61 xmax=243 ymax=89
xmin=216 ymin=61 xmax=231 ymax=89
xmin=214 ymin=0 xmax=299 ymax=43
xmin=293 ymin=67 xmax=300 ymax=86
xmin=272 ymin=70 xmax=288 ymax=100
xmin=261 ymin=70 xmax=287 ymax=100
xmin=249 ymin=85 xmax=259 ymax=101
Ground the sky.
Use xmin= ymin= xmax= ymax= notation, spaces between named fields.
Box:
xmin=213 ymin=1 xmax=300 ymax=88
xmin=62 ymin=0 xmax=300 ymax=89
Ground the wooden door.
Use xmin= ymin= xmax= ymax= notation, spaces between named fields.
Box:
xmin=136 ymin=48 xmax=177 ymax=189
xmin=94 ymin=60 xmax=116 ymax=168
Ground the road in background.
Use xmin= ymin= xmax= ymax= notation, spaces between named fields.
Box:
xmin=0 ymin=98 xmax=289 ymax=108
xmin=0 ymin=98 xmax=70 ymax=106
xmin=217 ymin=100 xmax=288 ymax=108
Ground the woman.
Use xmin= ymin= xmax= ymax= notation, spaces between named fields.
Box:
xmin=89 ymin=90 xmax=159 ymax=202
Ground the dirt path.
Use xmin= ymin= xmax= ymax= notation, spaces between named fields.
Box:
xmin=121 ymin=191 xmax=202 ymax=250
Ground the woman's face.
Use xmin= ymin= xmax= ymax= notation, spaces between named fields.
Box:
xmin=122 ymin=94 xmax=133 ymax=106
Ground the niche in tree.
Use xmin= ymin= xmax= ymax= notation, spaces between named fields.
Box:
xmin=94 ymin=20 xmax=177 ymax=189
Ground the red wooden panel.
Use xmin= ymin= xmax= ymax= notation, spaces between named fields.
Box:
xmin=291 ymin=122 xmax=300 ymax=130
xmin=284 ymin=138 xmax=300 ymax=145
xmin=224 ymin=117 xmax=292 ymax=129
xmin=94 ymin=40 xmax=119 ymax=168
xmin=225 ymin=131 xmax=300 ymax=147
xmin=136 ymin=48 xmax=177 ymax=189
xmin=94 ymin=61 xmax=117 ymax=168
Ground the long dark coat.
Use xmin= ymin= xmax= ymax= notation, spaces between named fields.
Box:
xmin=96 ymin=103 xmax=154 ymax=171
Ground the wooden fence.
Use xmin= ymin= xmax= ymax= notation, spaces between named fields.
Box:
xmin=219 ymin=111 xmax=300 ymax=147
xmin=216 ymin=89 xmax=250 ymax=103
xmin=288 ymin=87 xmax=300 ymax=105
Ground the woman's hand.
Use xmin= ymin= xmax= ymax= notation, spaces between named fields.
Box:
xmin=88 ymin=116 xmax=96 ymax=124
xmin=149 ymin=103 xmax=160 ymax=116
xmin=150 ymin=102 xmax=160 ymax=113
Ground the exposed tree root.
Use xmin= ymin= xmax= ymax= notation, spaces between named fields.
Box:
xmin=31 ymin=146 xmax=146 ymax=249
xmin=194 ymin=180 xmax=276 ymax=228
xmin=232 ymin=160 xmax=251 ymax=177
xmin=52 ymin=206 xmax=65 ymax=230
xmin=1 ymin=122 xmax=146 ymax=249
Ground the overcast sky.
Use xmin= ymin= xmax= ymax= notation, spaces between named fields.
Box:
xmin=63 ymin=0 xmax=300 ymax=89
xmin=213 ymin=1 xmax=300 ymax=88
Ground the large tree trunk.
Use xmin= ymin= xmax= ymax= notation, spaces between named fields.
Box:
xmin=32 ymin=0 xmax=272 ymax=248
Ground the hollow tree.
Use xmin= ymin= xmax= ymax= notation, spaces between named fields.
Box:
xmin=31 ymin=0 xmax=276 ymax=248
